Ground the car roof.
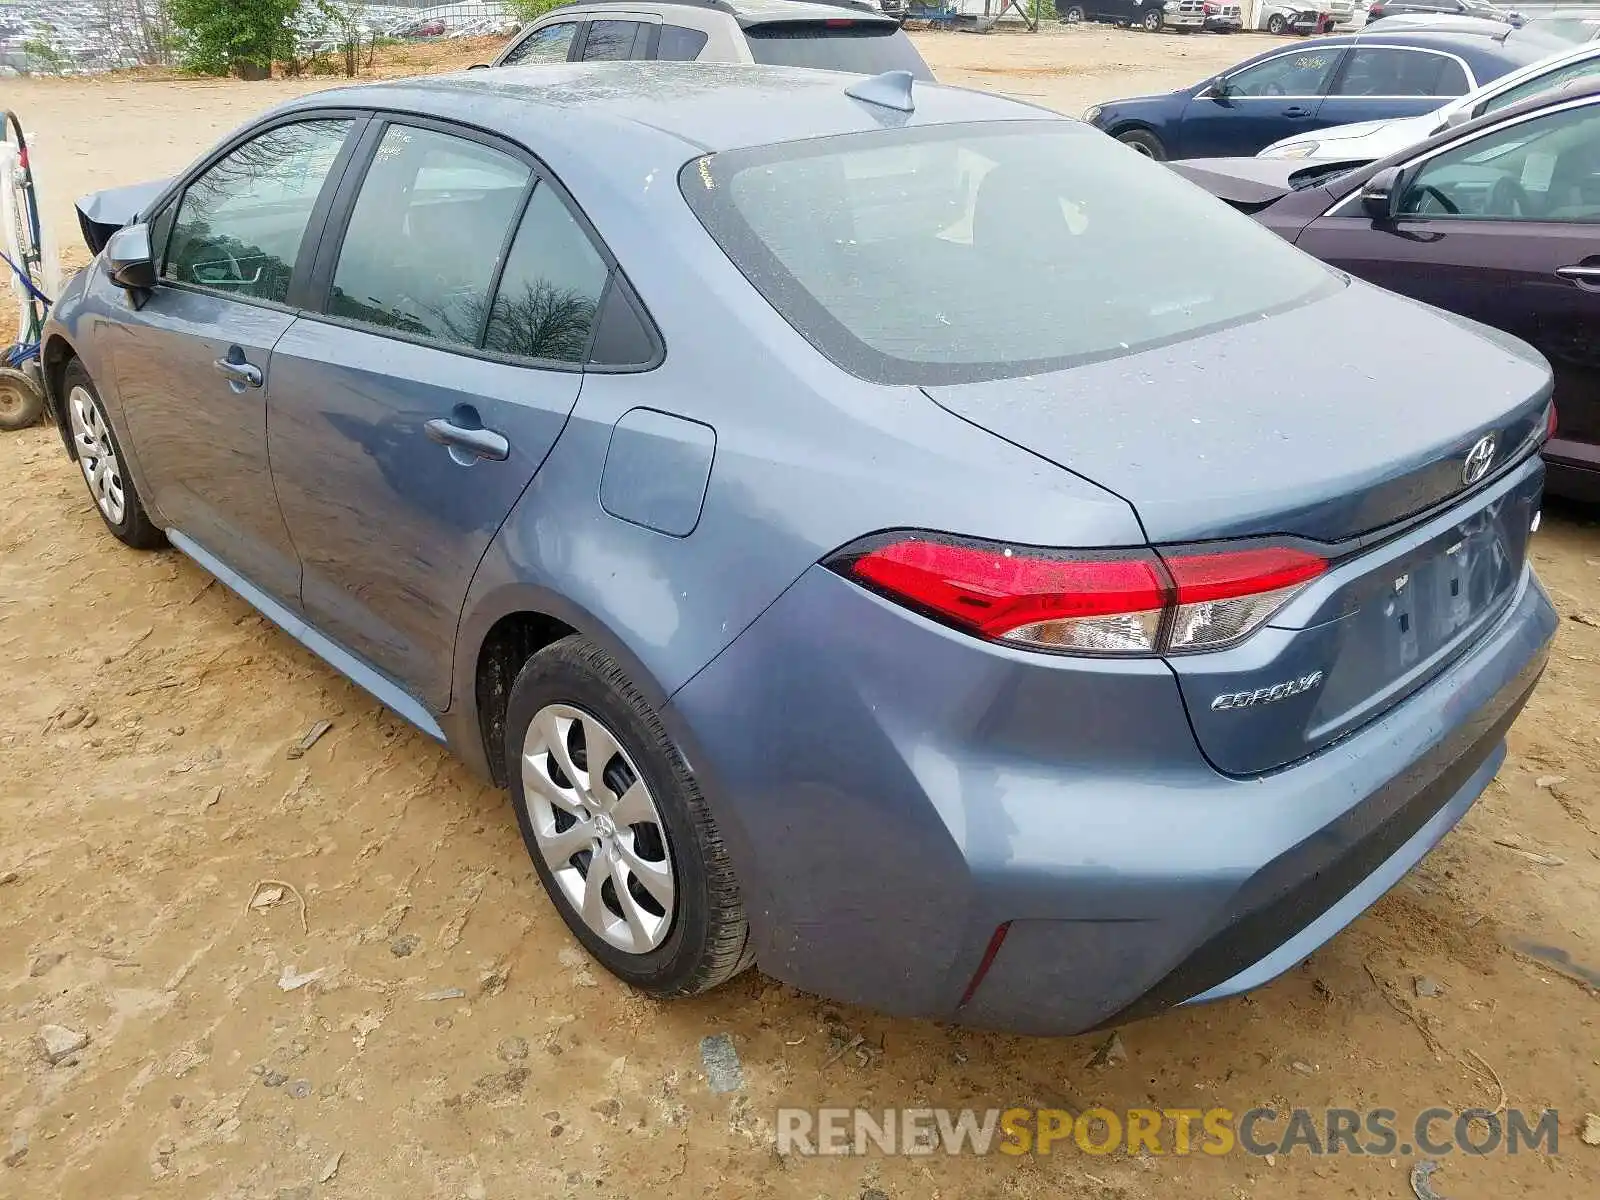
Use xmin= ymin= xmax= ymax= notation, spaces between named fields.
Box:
xmin=288 ymin=61 xmax=1049 ymax=156
xmin=534 ymin=0 xmax=893 ymax=23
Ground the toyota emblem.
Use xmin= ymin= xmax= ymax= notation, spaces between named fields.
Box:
xmin=1461 ymin=434 xmax=1496 ymax=487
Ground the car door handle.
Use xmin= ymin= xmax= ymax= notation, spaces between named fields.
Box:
xmin=424 ymin=417 xmax=509 ymax=462
xmin=1556 ymin=264 xmax=1600 ymax=287
xmin=1282 ymin=106 xmax=1313 ymax=118
xmin=212 ymin=356 xmax=263 ymax=388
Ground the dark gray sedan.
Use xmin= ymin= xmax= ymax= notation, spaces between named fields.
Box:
xmin=41 ymin=63 xmax=1557 ymax=1034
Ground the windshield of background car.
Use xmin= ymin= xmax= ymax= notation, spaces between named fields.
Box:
xmin=742 ymin=21 xmax=934 ymax=80
xmin=680 ymin=121 xmax=1341 ymax=385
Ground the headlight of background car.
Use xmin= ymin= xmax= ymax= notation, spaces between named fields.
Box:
xmin=1263 ymin=141 xmax=1319 ymax=159
xmin=1083 ymin=105 xmax=1103 ymax=123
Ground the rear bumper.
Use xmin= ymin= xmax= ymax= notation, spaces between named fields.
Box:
xmin=667 ymin=559 xmax=1556 ymax=1036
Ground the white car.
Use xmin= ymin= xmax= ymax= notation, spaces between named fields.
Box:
xmin=1259 ymin=34 xmax=1600 ymax=156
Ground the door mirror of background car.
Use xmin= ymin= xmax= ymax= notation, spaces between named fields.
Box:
xmin=1360 ymin=166 xmax=1407 ymax=220
xmin=1209 ymin=76 xmax=1233 ymax=99
xmin=104 ymin=223 xmax=157 ymax=292
xmin=1444 ymin=107 xmax=1474 ymax=130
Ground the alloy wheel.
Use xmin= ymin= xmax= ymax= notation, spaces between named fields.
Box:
xmin=522 ymin=703 xmax=677 ymax=954
xmin=1143 ymin=8 xmax=1162 ymax=28
xmin=69 ymin=385 xmax=126 ymax=525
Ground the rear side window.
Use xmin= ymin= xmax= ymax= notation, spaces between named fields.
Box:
xmin=164 ymin=119 xmax=351 ymax=303
xmin=743 ymin=22 xmax=932 ymax=79
xmin=1334 ymin=47 xmax=1468 ymax=98
xmin=329 ymin=125 xmax=531 ymax=348
xmin=1482 ymin=57 xmax=1600 ymax=115
xmin=658 ymin=24 xmax=709 ymax=60
xmin=503 ymin=22 xmax=579 ymax=64
xmin=485 ymin=183 xmax=610 ymax=363
xmin=682 ymin=122 xmax=1338 ymax=386
xmin=580 ymin=20 xmax=647 ymax=61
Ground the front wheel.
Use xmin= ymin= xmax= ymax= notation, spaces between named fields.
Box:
xmin=507 ymin=635 xmax=754 ymax=997
xmin=1116 ymin=128 xmax=1166 ymax=159
xmin=1060 ymin=3 xmax=1086 ymax=20
xmin=1141 ymin=7 xmax=1163 ymax=29
xmin=62 ymin=359 xmax=164 ymax=549
xmin=1266 ymin=12 xmax=1287 ymax=33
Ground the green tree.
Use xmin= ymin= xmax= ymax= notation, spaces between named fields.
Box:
xmin=507 ymin=0 xmax=567 ymax=21
xmin=170 ymin=0 xmax=301 ymax=78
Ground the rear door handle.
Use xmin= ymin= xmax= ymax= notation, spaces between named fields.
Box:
xmin=424 ymin=417 xmax=509 ymax=462
xmin=213 ymin=355 xmax=263 ymax=388
xmin=1282 ymin=106 xmax=1312 ymax=118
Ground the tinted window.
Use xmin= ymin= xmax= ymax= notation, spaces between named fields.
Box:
xmin=1335 ymin=48 xmax=1467 ymax=97
xmin=329 ymin=125 xmax=531 ymax=347
xmin=744 ymin=22 xmax=932 ymax=79
xmin=1400 ymin=102 xmax=1600 ymax=220
xmin=1482 ymin=56 xmax=1600 ymax=115
xmin=658 ymin=23 xmax=709 ymax=60
xmin=580 ymin=20 xmax=645 ymax=61
xmin=1226 ymin=49 xmax=1343 ymax=97
xmin=503 ymin=22 xmax=578 ymax=64
xmin=163 ymin=119 xmax=350 ymax=303
xmin=484 ymin=182 xmax=610 ymax=363
xmin=682 ymin=123 xmax=1337 ymax=386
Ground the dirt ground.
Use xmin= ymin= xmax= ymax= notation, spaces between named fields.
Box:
xmin=2 ymin=24 xmax=1599 ymax=1200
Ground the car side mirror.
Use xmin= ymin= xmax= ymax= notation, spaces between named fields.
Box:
xmin=104 ymin=224 xmax=157 ymax=292
xmin=1361 ymin=166 xmax=1407 ymax=220
xmin=468 ymin=62 xmax=490 ymax=69
xmin=1443 ymin=107 xmax=1474 ymax=130
xmin=1209 ymin=77 xmax=1232 ymax=99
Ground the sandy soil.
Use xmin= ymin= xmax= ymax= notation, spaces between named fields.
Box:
xmin=2 ymin=24 xmax=1599 ymax=1200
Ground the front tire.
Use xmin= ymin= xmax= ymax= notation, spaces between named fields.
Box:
xmin=506 ymin=635 xmax=754 ymax=997
xmin=62 ymin=359 xmax=163 ymax=549
xmin=1116 ymin=128 xmax=1166 ymax=159
xmin=1059 ymin=3 xmax=1086 ymax=20
xmin=1266 ymin=12 xmax=1287 ymax=33
xmin=1141 ymin=7 xmax=1163 ymax=29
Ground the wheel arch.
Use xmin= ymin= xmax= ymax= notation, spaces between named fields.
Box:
xmin=41 ymin=332 xmax=79 ymax=457
xmin=453 ymin=583 xmax=684 ymax=788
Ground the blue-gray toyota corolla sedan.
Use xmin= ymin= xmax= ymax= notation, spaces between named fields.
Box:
xmin=42 ymin=62 xmax=1558 ymax=1035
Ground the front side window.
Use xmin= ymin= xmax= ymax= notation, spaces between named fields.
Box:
xmin=580 ymin=20 xmax=646 ymax=61
xmin=163 ymin=119 xmax=351 ymax=303
xmin=1334 ymin=48 xmax=1467 ymax=98
xmin=503 ymin=22 xmax=578 ymax=64
xmin=682 ymin=122 xmax=1338 ymax=385
xmin=328 ymin=125 xmax=531 ymax=347
xmin=1225 ymin=49 xmax=1344 ymax=97
xmin=1481 ymin=57 xmax=1600 ymax=116
xmin=1399 ymin=102 xmax=1600 ymax=220
xmin=484 ymin=183 xmax=609 ymax=363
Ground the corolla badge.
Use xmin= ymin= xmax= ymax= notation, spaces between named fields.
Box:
xmin=1462 ymin=434 xmax=1497 ymax=487
xmin=1211 ymin=671 xmax=1324 ymax=712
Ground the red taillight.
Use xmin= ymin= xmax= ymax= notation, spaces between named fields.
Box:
xmin=1545 ymin=401 xmax=1559 ymax=442
xmin=825 ymin=17 xmax=855 ymax=25
xmin=831 ymin=535 xmax=1326 ymax=656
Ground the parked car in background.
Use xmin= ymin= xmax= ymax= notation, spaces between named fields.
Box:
xmin=1084 ymin=28 xmax=1547 ymax=158
xmin=1259 ymin=36 xmax=1600 ymax=158
xmin=43 ymin=62 xmax=1558 ymax=1034
xmin=489 ymin=0 xmax=933 ymax=77
xmin=1257 ymin=2 xmax=1351 ymax=35
xmin=1173 ymin=79 xmax=1600 ymax=499
xmin=1518 ymin=9 xmax=1600 ymax=44
xmin=1056 ymin=0 xmax=1177 ymax=32
xmin=1367 ymin=0 xmax=1517 ymax=26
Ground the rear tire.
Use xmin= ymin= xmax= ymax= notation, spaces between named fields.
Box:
xmin=0 ymin=367 xmax=43 ymax=431
xmin=1266 ymin=12 xmax=1287 ymax=33
xmin=506 ymin=635 xmax=754 ymax=998
xmin=1116 ymin=128 xmax=1166 ymax=159
xmin=62 ymin=359 xmax=163 ymax=549
xmin=1059 ymin=3 xmax=1086 ymax=20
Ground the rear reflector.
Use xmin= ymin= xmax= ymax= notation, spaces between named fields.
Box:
xmin=1545 ymin=401 xmax=1559 ymax=442
xmin=830 ymin=534 xmax=1326 ymax=656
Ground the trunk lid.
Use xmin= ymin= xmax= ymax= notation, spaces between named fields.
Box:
xmin=921 ymin=281 xmax=1551 ymax=545
xmin=923 ymin=282 xmax=1551 ymax=776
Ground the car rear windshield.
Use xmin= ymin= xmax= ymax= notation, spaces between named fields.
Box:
xmin=742 ymin=21 xmax=933 ymax=79
xmin=680 ymin=121 xmax=1340 ymax=385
